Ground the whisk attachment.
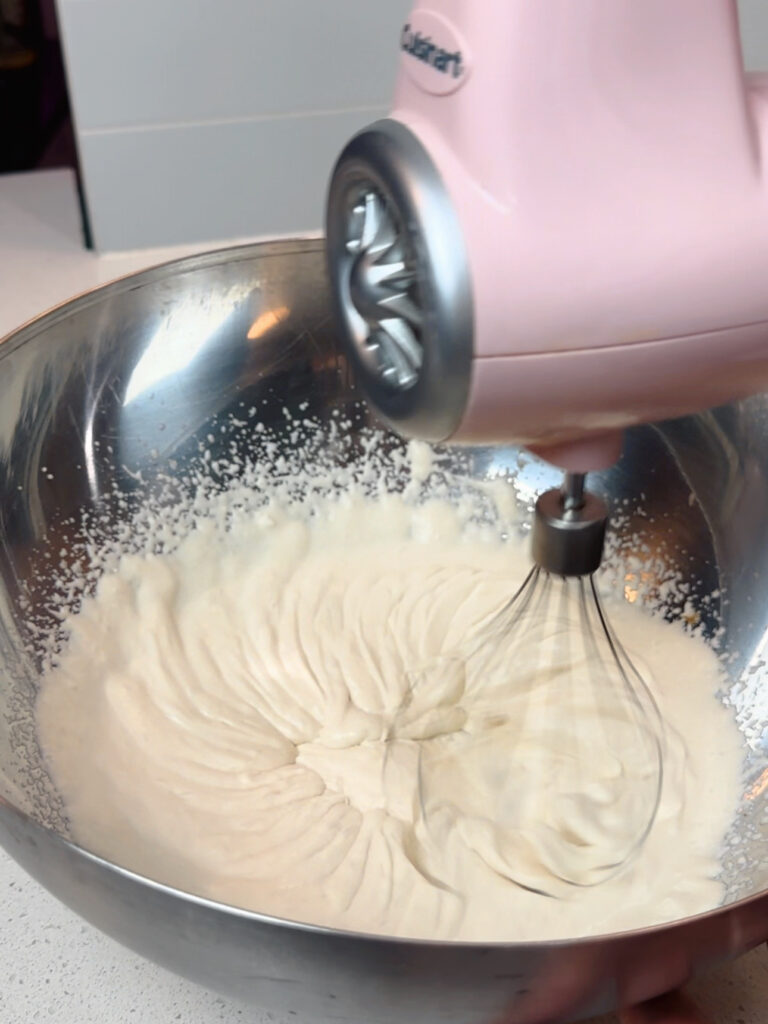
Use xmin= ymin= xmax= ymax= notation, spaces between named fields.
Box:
xmin=386 ymin=470 xmax=666 ymax=898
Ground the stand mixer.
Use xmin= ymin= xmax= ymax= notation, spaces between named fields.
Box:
xmin=325 ymin=0 xmax=768 ymax=886
xmin=327 ymin=0 xmax=768 ymax=466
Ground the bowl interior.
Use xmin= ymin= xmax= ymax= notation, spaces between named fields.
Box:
xmin=0 ymin=239 xmax=766 ymax=925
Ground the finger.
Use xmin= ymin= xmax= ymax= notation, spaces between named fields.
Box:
xmin=620 ymin=990 xmax=712 ymax=1024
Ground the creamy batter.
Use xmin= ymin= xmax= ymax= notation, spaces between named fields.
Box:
xmin=36 ymin=492 xmax=743 ymax=941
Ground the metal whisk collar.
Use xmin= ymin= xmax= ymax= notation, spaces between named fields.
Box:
xmin=532 ymin=472 xmax=608 ymax=578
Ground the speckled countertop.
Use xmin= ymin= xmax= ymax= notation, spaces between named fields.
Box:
xmin=0 ymin=168 xmax=766 ymax=1024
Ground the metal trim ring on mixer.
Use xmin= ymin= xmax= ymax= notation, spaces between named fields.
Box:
xmin=325 ymin=118 xmax=474 ymax=442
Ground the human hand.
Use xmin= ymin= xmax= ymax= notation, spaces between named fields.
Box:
xmin=620 ymin=991 xmax=710 ymax=1024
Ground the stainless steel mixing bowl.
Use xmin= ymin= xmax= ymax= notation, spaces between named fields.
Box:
xmin=0 ymin=239 xmax=766 ymax=1024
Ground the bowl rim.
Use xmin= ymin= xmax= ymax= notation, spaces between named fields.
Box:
xmin=3 ymin=792 xmax=766 ymax=952
xmin=0 ymin=237 xmax=326 ymax=361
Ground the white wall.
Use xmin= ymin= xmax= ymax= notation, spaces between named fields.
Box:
xmin=57 ymin=0 xmax=768 ymax=252
xmin=56 ymin=0 xmax=411 ymax=250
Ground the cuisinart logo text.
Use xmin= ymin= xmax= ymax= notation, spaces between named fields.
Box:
xmin=401 ymin=22 xmax=465 ymax=80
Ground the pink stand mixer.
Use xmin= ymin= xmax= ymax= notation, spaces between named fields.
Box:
xmin=327 ymin=0 xmax=768 ymax=472
xmin=326 ymin=0 xmax=768 ymax=574
xmin=325 ymin=0 xmax=768 ymax=886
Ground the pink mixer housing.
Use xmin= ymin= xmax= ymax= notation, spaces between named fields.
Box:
xmin=388 ymin=0 xmax=768 ymax=469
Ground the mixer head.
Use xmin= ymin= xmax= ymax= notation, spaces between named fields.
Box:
xmin=327 ymin=1 xmax=768 ymax=470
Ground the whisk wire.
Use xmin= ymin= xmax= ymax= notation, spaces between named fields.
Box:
xmin=382 ymin=480 xmax=666 ymax=898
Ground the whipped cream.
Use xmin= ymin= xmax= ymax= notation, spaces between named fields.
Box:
xmin=36 ymin=493 xmax=743 ymax=941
